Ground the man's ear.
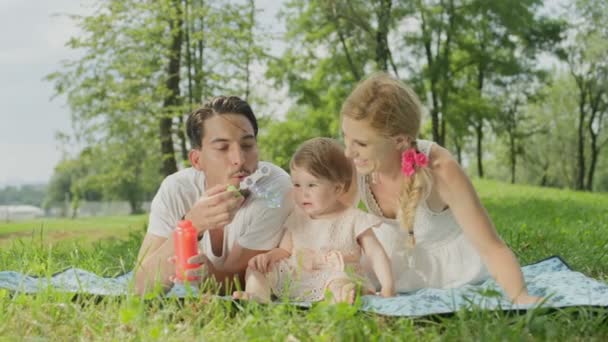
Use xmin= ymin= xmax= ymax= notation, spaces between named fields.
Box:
xmin=189 ymin=149 xmax=204 ymax=171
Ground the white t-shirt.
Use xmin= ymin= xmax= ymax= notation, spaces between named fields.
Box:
xmin=147 ymin=161 xmax=293 ymax=267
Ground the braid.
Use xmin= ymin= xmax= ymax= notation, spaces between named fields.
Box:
xmin=398 ymin=141 xmax=432 ymax=248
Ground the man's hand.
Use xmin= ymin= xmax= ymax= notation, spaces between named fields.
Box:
xmin=186 ymin=184 xmax=246 ymax=233
xmin=168 ymin=253 xmax=209 ymax=286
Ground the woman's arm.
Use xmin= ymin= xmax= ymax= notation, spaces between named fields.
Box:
xmin=434 ymin=156 xmax=539 ymax=304
xmin=359 ymin=229 xmax=395 ymax=297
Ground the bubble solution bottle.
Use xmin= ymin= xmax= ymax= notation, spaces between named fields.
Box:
xmin=173 ymin=220 xmax=200 ymax=281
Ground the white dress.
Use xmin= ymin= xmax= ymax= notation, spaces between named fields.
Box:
xmin=359 ymin=139 xmax=488 ymax=293
xmin=268 ymin=207 xmax=380 ymax=302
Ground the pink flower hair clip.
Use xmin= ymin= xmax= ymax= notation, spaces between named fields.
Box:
xmin=401 ymin=148 xmax=428 ymax=177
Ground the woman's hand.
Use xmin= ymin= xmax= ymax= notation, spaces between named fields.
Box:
xmin=380 ymin=286 xmax=395 ymax=298
xmin=512 ymin=293 xmax=543 ymax=305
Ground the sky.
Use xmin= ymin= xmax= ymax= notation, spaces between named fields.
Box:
xmin=0 ymin=0 xmax=96 ymax=187
xmin=0 ymin=0 xmax=283 ymax=187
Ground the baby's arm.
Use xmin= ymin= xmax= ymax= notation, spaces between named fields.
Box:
xmin=359 ymin=229 xmax=395 ymax=297
xmin=249 ymin=231 xmax=293 ymax=273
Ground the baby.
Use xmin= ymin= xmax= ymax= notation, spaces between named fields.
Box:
xmin=233 ymin=137 xmax=394 ymax=303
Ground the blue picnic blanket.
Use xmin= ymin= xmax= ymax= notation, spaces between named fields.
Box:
xmin=1 ymin=256 xmax=607 ymax=317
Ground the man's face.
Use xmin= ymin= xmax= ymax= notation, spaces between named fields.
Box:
xmin=191 ymin=114 xmax=259 ymax=187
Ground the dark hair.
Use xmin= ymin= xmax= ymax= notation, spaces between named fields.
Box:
xmin=186 ymin=96 xmax=258 ymax=149
xmin=290 ymin=137 xmax=353 ymax=193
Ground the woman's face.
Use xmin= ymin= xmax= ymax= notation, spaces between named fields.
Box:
xmin=341 ymin=116 xmax=398 ymax=175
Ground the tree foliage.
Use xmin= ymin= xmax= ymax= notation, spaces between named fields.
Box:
xmin=45 ymin=0 xmax=608 ymax=196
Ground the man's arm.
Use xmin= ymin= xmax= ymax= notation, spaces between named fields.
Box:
xmin=133 ymin=233 xmax=175 ymax=294
xmin=134 ymin=184 xmax=245 ymax=295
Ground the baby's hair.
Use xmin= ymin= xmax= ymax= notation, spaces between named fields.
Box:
xmin=290 ymin=137 xmax=353 ymax=193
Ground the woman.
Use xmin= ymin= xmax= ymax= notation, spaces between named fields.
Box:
xmin=340 ymin=72 xmax=539 ymax=304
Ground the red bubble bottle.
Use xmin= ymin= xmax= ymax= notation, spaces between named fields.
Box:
xmin=174 ymin=220 xmax=200 ymax=281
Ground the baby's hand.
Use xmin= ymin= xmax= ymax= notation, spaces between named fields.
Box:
xmin=249 ymin=249 xmax=288 ymax=273
xmin=248 ymin=253 xmax=271 ymax=273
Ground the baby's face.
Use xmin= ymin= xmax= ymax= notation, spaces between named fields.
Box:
xmin=290 ymin=167 xmax=343 ymax=218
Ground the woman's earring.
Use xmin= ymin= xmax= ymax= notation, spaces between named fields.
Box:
xmin=371 ymin=172 xmax=379 ymax=185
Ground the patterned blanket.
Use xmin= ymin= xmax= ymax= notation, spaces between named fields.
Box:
xmin=1 ymin=256 xmax=607 ymax=317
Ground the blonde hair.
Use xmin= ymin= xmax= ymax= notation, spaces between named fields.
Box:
xmin=290 ymin=137 xmax=353 ymax=193
xmin=340 ymin=72 xmax=432 ymax=247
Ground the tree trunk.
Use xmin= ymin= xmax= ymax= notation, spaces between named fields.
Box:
xmin=177 ymin=116 xmax=188 ymax=162
xmin=539 ymin=160 xmax=549 ymax=187
xmin=475 ymin=53 xmax=485 ymax=179
xmin=178 ymin=0 xmax=193 ymax=160
xmin=475 ymin=121 xmax=484 ymax=178
xmin=437 ymin=0 xmax=454 ymax=147
xmin=576 ymin=86 xmax=586 ymax=190
xmin=244 ymin=0 xmax=255 ymax=101
xmin=440 ymin=115 xmax=446 ymax=147
xmin=418 ymin=5 xmax=442 ymax=145
xmin=453 ymin=136 xmax=462 ymax=165
xmin=585 ymin=88 xmax=604 ymax=191
xmin=194 ymin=0 xmax=206 ymax=103
xmin=129 ymin=198 xmax=143 ymax=215
xmin=375 ymin=0 xmax=391 ymax=72
xmin=160 ymin=0 xmax=183 ymax=177
xmin=431 ymin=108 xmax=441 ymax=145
xmin=509 ymin=132 xmax=516 ymax=184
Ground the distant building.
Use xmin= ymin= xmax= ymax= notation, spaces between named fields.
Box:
xmin=0 ymin=205 xmax=44 ymax=221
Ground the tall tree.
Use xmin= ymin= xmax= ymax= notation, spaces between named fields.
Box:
xmin=493 ymin=74 xmax=548 ymax=184
xmin=448 ymin=0 xmax=563 ymax=177
xmin=160 ymin=0 xmax=184 ymax=177
xmin=47 ymin=0 xmax=269 ymax=209
xmin=402 ymin=0 xmax=460 ymax=146
xmin=562 ymin=0 xmax=608 ymax=190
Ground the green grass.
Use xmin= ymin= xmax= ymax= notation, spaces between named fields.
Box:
xmin=0 ymin=180 xmax=607 ymax=340
xmin=0 ymin=215 xmax=147 ymax=247
xmin=476 ymin=179 xmax=608 ymax=281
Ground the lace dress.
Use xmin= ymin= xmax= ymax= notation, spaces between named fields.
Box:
xmin=267 ymin=207 xmax=381 ymax=302
xmin=359 ymin=139 xmax=488 ymax=292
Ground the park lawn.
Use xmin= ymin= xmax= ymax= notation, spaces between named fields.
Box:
xmin=0 ymin=180 xmax=607 ymax=340
xmin=0 ymin=214 xmax=147 ymax=248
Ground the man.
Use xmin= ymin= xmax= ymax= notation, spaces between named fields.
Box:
xmin=134 ymin=96 xmax=293 ymax=294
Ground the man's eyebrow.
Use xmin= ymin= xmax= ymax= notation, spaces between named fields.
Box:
xmin=210 ymin=135 xmax=255 ymax=144
xmin=210 ymin=138 xmax=230 ymax=144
